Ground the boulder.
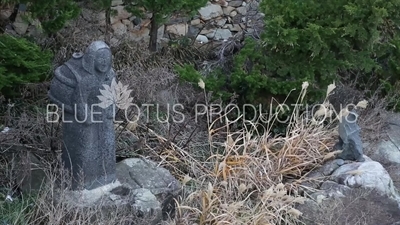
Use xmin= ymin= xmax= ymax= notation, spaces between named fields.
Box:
xmin=198 ymin=3 xmax=223 ymax=21
xmin=12 ymin=13 xmax=29 ymax=35
xmin=165 ymin=23 xmax=188 ymax=36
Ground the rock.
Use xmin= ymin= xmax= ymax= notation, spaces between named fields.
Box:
xmin=157 ymin=25 xmax=165 ymax=39
xmin=375 ymin=140 xmax=400 ymax=164
xmin=112 ymin=21 xmax=127 ymax=36
xmin=111 ymin=0 xmax=123 ymax=6
xmin=330 ymin=161 xmax=400 ymax=198
xmin=255 ymin=12 xmax=265 ymax=20
xmin=116 ymin=158 xmax=181 ymax=218
xmin=228 ymin=0 xmax=243 ymax=7
xmin=12 ymin=13 xmax=29 ymax=35
xmin=318 ymin=180 xmax=352 ymax=198
xmin=56 ymin=181 xmax=162 ymax=225
xmin=236 ymin=6 xmax=247 ymax=15
xmin=128 ymin=27 xmax=150 ymax=41
xmin=0 ymin=7 xmax=13 ymax=20
xmin=116 ymin=158 xmax=181 ymax=196
xmin=132 ymin=17 xmax=142 ymax=25
xmin=191 ymin=19 xmax=201 ymax=26
xmin=196 ymin=35 xmax=209 ymax=43
xmin=165 ymin=23 xmax=188 ymax=36
xmin=212 ymin=28 xmax=232 ymax=40
xmin=227 ymin=24 xmax=243 ymax=32
xmin=110 ymin=5 xmax=132 ymax=24
xmin=166 ymin=17 xmax=189 ymax=25
xmin=198 ymin=4 xmax=223 ymax=21
xmin=299 ymin=159 xmax=345 ymax=194
xmin=216 ymin=18 xmax=227 ymax=27
xmin=369 ymin=112 xmax=400 ymax=189
xmin=223 ymin=6 xmax=236 ymax=15
xmin=187 ymin=25 xmax=200 ymax=38
xmin=230 ymin=10 xmax=238 ymax=17
xmin=334 ymin=109 xmax=365 ymax=162
xmin=122 ymin=19 xmax=131 ymax=25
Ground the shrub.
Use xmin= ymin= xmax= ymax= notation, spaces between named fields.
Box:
xmin=0 ymin=34 xmax=53 ymax=97
xmin=22 ymin=0 xmax=81 ymax=34
xmin=178 ymin=0 xmax=400 ymax=109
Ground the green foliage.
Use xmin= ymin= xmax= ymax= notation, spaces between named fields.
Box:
xmin=258 ymin=0 xmax=400 ymax=101
xmin=124 ymin=0 xmax=208 ymax=24
xmin=0 ymin=34 xmax=53 ymax=97
xmin=179 ymin=0 xmax=400 ymax=111
xmin=19 ymin=0 xmax=80 ymax=34
xmin=175 ymin=64 xmax=231 ymax=100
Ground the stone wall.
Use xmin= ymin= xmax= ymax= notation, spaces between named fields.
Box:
xmin=0 ymin=0 xmax=264 ymax=45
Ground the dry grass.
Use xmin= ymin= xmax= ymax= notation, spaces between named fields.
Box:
xmin=138 ymin=82 xmax=340 ymax=225
xmin=0 ymin=78 xmax=341 ymax=224
xmin=0 ymin=20 xmax=388 ymax=223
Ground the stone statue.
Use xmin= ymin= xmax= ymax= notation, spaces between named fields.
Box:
xmin=334 ymin=109 xmax=365 ymax=162
xmin=48 ymin=41 xmax=116 ymax=190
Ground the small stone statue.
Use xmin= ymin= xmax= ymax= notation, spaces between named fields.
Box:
xmin=48 ymin=41 xmax=116 ymax=190
xmin=334 ymin=109 xmax=365 ymax=162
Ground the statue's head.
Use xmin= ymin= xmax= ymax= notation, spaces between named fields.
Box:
xmin=82 ymin=41 xmax=112 ymax=75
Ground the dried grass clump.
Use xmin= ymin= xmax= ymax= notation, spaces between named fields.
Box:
xmin=145 ymin=81 xmax=346 ymax=225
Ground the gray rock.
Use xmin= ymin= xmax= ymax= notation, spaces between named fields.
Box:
xmin=236 ymin=6 xmax=247 ymax=15
xmin=210 ymin=28 xmax=232 ymax=40
xmin=330 ymin=160 xmax=400 ymax=199
xmin=187 ymin=25 xmax=200 ymax=38
xmin=116 ymin=158 xmax=181 ymax=219
xmin=111 ymin=0 xmax=123 ymax=6
xmin=48 ymin=41 xmax=117 ymax=190
xmin=334 ymin=109 xmax=365 ymax=162
xmin=196 ymin=34 xmax=209 ymax=43
xmin=223 ymin=6 xmax=235 ymax=15
xmin=198 ymin=3 xmax=223 ymax=20
xmin=12 ymin=13 xmax=29 ymax=35
xmin=229 ymin=0 xmax=243 ymax=7
xmin=48 ymin=157 xmax=181 ymax=224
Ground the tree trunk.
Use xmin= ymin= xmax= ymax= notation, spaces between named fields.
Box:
xmin=105 ymin=8 xmax=111 ymax=46
xmin=149 ymin=17 xmax=158 ymax=52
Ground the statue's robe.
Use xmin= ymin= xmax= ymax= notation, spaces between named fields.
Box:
xmin=49 ymin=53 xmax=116 ymax=190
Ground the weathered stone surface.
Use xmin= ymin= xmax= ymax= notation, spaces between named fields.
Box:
xmin=191 ymin=19 xmax=201 ymax=26
xmin=236 ymin=6 xmax=247 ymax=15
xmin=116 ymin=158 xmax=181 ymax=196
xmin=48 ymin=41 xmax=116 ymax=190
xmin=216 ymin=17 xmax=227 ymax=26
xmin=330 ymin=160 xmax=399 ymax=198
xmin=198 ymin=3 xmax=223 ymax=20
xmin=230 ymin=10 xmax=238 ymax=17
xmin=334 ymin=109 xmax=365 ymax=162
xmin=165 ymin=23 xmax=188 ymax=36
xmin=116 ymin=158 xmax=181 ymax=219
xmin=223 ymin=6 xmax=236 ymax=15
xmin=211 ymin=28 xmax=232 ymax=40
xmin=5 ymin=0 xmax=264 ymax=46
xmin=112 ymin=21 xmax=127 ymax=36
xmin=12 ymin=13 xmax=29 ymax=35
xmin=110 ymin=5 xmax=132 ymax=24
xmin=229 ymin=0 xmax=243 ymax=7
xmin=225 ymin=23 xmax=243 ymax=32
xmin=111 ymin=0 xmax=123 ymax=6
xmin=0 ymin=6 xmax=13 ymax=20
xmin=196 ymin=34 xmax=209 ymax=43
xmin=128 ymin=27 xmax=150 ymax=41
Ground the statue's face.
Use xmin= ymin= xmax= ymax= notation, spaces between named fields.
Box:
xmin=94 ymin=48 xmax=112 ymax=73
